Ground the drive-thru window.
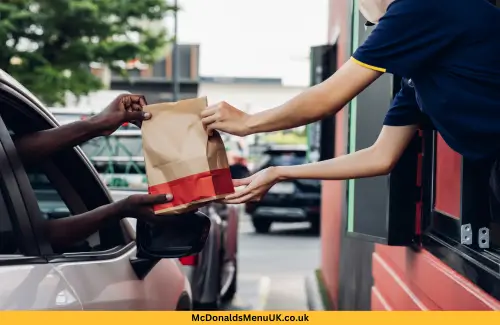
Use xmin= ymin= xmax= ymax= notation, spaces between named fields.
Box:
xmin=317 ymin=0 xmax=500 ymax=311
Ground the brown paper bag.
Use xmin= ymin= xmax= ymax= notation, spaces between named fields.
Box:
xmin=141 ymin=97 xmax=235 ymax=215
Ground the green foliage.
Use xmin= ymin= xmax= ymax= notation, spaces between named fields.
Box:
xmin=0 ymin=0 xmax=175 ymax=105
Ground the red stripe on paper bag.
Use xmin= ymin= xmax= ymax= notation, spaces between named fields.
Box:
xmin=148 ymin=168 xmax=234 ymax=212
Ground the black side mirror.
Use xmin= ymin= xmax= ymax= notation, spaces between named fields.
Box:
xmin=135 ymin=211 xmax=211 ymax=259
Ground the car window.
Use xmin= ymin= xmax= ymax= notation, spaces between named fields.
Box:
xmin=25 ymin=164 xmax=101 ymax=253
xmin=0 ymin=93 xmax=128 ymax=255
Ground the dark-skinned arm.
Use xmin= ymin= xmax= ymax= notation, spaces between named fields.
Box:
xmin=45 ymin=200 xmax=122 ymax=251
xmin=14 ymin=117 xmax=105 ymax=167
xmin=14 ymin=94 xmax=149 ymax=167
xmin=45 ymin=194 xmax=171 ymax=251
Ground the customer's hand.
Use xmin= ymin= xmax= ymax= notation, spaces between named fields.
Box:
xmin=118 ymin=193 xmax=173 ymax=223
xmin=93 ymin=94 xmax=150 ymax=136
xmin=223 ymin=167 xmax=281 ymax=204
xmin=201 ymin=101 xmax=251 ymax=136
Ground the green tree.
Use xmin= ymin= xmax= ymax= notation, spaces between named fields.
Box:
xmin=0 ymin=0 xmax=175 ymax=105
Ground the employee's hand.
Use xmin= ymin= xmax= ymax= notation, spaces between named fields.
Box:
xmin=93 ymin=94 xmax=150 ymax=136
xmin=223 ymin=167 xmax=280 ymax=204
xmin=201 ymin=101 xmax=251 ymax=136
xmin=118 ymin=193 xmax=173 ymax=223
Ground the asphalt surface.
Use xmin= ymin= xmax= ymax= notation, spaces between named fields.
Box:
xmin=225 ymin=214 xmax=321 ymax=310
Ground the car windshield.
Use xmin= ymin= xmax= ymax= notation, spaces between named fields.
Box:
xmin=257 ymin=150 xmax=307 ymax=169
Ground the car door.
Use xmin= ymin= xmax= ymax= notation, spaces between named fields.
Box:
xmin=0 ymin=108 xmax=82 ymax=310
xmin=0 ymin=79 xmax=190 ymax=310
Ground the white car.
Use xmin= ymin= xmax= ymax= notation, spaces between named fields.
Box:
xmin=0 ymin=70 xmax=201 ymax=310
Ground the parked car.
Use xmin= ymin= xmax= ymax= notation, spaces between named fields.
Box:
xmin=181 ymin=203 xmax=239 ymax=310
xmin=73 ymin=125 xmax=240 ymax=310
xmin=46 ymin=107 xmax=94 ymax=124
xmin=245 ymin=144 xmax=322 ymax=234
xmin=63 ymin=89 xmax=133 ymax=109
xmin=49 ymin=107 xmax=137 ymax=130
xmin=0 ymin=70 xmax=195 ymax=310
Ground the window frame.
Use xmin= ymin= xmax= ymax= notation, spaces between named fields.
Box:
xmin=26 ymin=160 xmax=106 ymax=253
xmin=0 ymin=114 xmax=44 ymax=263
xmin=421 ymin=130 xmax=463 ymax=239
xmin=0 ymin=81 xmax=135 ymax=262
xmin=420 ymin=129 xmax=500 ymax=301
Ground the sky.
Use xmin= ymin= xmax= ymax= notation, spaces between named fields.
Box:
xmin=173 ymin=0 xmax=329 ymax=86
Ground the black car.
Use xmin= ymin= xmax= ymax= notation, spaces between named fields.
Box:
xmin=245 ymin=145 xmax=321 ymax=234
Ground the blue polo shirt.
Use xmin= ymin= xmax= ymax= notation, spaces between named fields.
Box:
xmin=352 ymin=0 xmax=500 ymax=160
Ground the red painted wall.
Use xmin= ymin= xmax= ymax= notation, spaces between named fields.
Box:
xmin=320 ymin=0 xmax=350 ymax=309
xmin=434 ymin=135 xmax=461 ymax=219
xmin=372 ymin=245 xmax=500 ymax=310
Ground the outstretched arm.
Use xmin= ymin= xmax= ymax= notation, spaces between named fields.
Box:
xmin=45 ymin=194 xmax=172 ymax=251
xmin=277 ymin=125 xmax=417 ymax=180
xmin=203 ymin=0 xmax=450 ymax=138
xmin=224 ymin=125 xmax=417 ymax=204
xmin=245 ymin=60 xmax=382 ymax=134
xmin=14 ymin=118 xmax=104 ymax=167
xmin=14 ymin=94 xmax=149 ymax=167
xmin=45 ymin=201 xmax=122 ymax=251
xmin=202 ymin=60 xmax=381 ymax=136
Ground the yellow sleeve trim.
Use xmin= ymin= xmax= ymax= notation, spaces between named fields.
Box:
xmin=350 ymin=57 xmax=386 ymax=73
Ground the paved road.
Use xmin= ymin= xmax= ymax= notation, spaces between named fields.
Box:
xmin=226 ymin=215 xmax=321 ymax=310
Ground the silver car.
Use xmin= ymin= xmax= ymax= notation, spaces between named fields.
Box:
xmin=0 ymin=71 xmax=196 ymax=310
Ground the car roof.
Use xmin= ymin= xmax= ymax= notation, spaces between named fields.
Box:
xmin=0 ymin=70 xmax=61 ymax=127
xmin=0 ymin=70 xmax=47 ymax=110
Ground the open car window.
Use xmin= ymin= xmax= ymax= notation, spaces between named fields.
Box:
xmin=0 ymin=84 xmax=130 ymax=256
